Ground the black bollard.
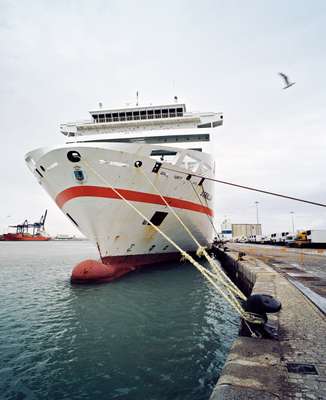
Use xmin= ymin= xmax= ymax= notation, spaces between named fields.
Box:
xmin=242 ymin=294 xmax=282 ymax=339
xmin=245 ymin=294 xmax=282 ymax=315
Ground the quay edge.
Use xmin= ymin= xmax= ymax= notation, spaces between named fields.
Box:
xmin=210 ymin=248 xmax=326 ymax=400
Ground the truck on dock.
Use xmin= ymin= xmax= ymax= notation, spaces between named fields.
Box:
xmin=270 ymin=232 xmax=289 ymax=245
xmin=306 ymin=230 xmax=326 ymax=246
xmin=288 ymin=229 xmax=326 ymax=248
xmin=248 ymin=235 xmax=268 ymax=244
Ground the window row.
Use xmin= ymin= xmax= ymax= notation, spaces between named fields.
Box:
xmin=92 ymin=108 xmax=184 ymax=123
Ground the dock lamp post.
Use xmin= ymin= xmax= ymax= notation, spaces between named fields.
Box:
xmin=255 ymin=201 xmax=259 ymax=225
xmin=290 ymin=211 xmax=295 ymax=233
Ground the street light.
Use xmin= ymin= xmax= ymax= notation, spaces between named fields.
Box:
xmin=290 ymin=211 xmax=295 ymax=233
xmin=254 ymin=201 xmax=261 ymax=236
xmin=254 ymin=201 xmax=259 ymax=225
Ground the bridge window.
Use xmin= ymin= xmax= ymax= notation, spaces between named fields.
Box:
xmin=140 ymin=110 xmax=146 ymax=120
xmin=169 ymin=108 xmax=176 ymax=117
xmin=177 ymin=108 xmax=183 ymax=117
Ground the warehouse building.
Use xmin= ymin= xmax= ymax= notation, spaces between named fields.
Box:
xmin=232 ymin=223 xmax=262 ymax=238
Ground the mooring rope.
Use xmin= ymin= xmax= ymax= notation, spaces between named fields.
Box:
xmin=138 ymin=166 xmax=246 ymax=301
xmin=160 ymin=166 xmax=326 ymax=208
xmin=189 ymin=180 xmax=221 ymax=240
xmin=81 ymin=158 xmax=264 ymax=324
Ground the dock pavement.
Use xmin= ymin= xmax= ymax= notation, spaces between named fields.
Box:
xmin=210 ymin=244 xmax=326 ymax=400
xmin=229 ymin=243 xmax=326 ymax=314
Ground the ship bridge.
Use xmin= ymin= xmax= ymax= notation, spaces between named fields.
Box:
xmin=90 ymin=104 xmax=187 ymax=123
xmin=60 ymin=103 xmax=223 ymax=137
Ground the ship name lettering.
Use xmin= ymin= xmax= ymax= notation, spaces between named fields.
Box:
xmin=200 ymin=191 xmax=212 ymax=200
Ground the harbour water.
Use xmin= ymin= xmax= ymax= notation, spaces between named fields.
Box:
xmin=0 ymin=241 xmax=238 ymax=400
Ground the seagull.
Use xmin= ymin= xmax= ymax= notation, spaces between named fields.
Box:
xmin=279 ymin=72 xmax=296 ymax=89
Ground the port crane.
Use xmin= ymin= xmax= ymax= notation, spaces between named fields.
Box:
xmin=9 ymin=210 xmax=48 ymax=236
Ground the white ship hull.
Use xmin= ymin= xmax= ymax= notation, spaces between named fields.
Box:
xmin=26 ymin=142 xmax=214 ymax=281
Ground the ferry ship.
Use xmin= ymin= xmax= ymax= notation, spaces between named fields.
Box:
xmin=25 ymin=101 xmax=223 ymax=282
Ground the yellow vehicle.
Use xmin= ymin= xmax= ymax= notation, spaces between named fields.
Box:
xmin=286 ymin=230 xmax=308 ymax=247
xmin=296 ymin=230 xmax=308 ymax=241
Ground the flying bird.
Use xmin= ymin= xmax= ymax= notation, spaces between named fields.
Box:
xmin=278 ymin=72 xmax=296 ymax=89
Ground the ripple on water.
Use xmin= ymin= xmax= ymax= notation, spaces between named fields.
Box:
xmin=0 ymin=241 xmax=238 ymax=400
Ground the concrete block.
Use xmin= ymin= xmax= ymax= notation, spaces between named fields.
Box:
xmin=210 ymin=384 xmax=279 ymax=400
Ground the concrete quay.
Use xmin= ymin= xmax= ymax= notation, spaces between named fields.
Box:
xmin=230 ymin=243 xmax=326 ymax=314
xmin=210 ymin=245 xmax=326 ymax=400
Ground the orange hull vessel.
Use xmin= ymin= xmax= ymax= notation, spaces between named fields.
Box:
xmin=3 ymin=210 xmax=50 ymax=241
xmin=2 ymin=233 xmax=50 ymax=241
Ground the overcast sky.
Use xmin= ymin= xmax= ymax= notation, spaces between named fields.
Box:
xmin=1 ymin=0 xmax=325 ymax=236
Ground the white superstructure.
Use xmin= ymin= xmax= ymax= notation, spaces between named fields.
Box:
xmin=25 ymin=101 xmax=223 ymax=281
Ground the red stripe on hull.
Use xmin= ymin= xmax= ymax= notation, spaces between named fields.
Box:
xmin=71 ymin=252 xmax=180 ymax=283
xmin=56 ymin=186 xmax=213 ymax=216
